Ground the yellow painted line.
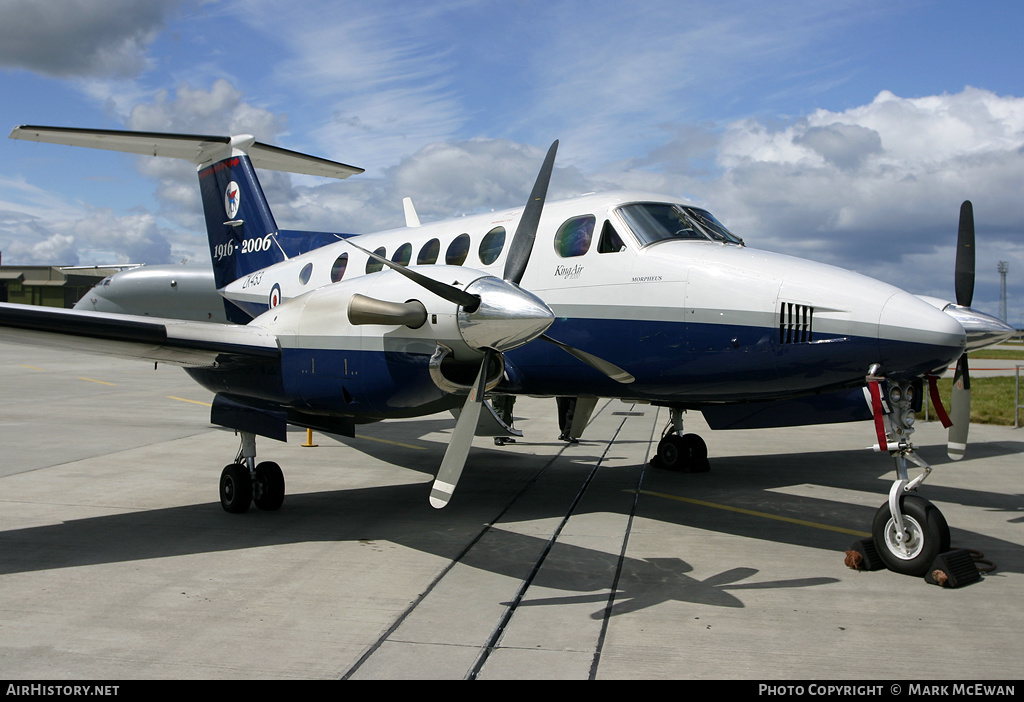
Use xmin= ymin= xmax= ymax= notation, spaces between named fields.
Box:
xmin=19 ymin=364 xmax=45 ymax=371
xmin=356 ymin=435 xmax=427 ymax=451
xmin=79 ymin=377 xmax=116 ymax=386
xmin=634 ymin=489 xmax=871 ymax=538
xmin=167 ymin=396 xmax=212 ymax=407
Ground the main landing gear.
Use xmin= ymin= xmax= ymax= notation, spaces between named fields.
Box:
xmin=219 ymin=431 xmax=286 ymax=513
xmin=652 ymin=408 xmax=710 ymax=473
xmin=866 ymin=369 xmax=951 ymax=576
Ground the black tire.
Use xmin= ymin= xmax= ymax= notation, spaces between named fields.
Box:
xmin=656 ymin=433 xmax=710 ymax=473
xmin=872 ymin=495 xmax=950 ymax=576
xmin=220 ymin=463 xmax=252 ymax=514
xmin=253 ymin=461 xmax=285 ymax=511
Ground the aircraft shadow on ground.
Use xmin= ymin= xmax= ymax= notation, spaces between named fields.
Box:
xmin=1 ymin=434 xmax=1020 ymax=617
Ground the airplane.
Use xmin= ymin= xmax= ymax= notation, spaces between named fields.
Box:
xmin=0 ymin=125 xmax=1014 ymax=579
xmin=74 ymin=263 xmax=229 ymax=322
xmin=72 ymin=225 xmax=359 ymax=324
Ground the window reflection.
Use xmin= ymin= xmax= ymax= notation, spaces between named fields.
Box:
xmin=554 ymin=215 xmax=595 ymax=257
xmin=366 ymin=246 xmax=387 ymax=274
xmin=479 ymin=227 xmax=505 ymax=265
xmin=393 ymin=242 xmax=412 ymax=266
xmin=446 ymin=234 xmax=470 ymax=265
xmin=418 ymin=238 xmax=440 ymax=264
xmin=331 ymin=253 xmax=348 ymax=282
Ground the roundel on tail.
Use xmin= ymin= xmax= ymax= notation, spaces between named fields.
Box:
xmin=224 ymin=181 xmax=240 ymax=219
xmin=269 ymin=283 xmax=282 ymax=309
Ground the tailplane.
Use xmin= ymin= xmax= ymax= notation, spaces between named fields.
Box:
xmin=8 ymin=125 xmax=363 ymax=292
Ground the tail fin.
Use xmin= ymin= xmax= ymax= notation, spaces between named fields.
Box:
xmin=8 ymin=125 xmax=363 ymax=291
xmin=199 ymin=152 xmax=284 ymax=289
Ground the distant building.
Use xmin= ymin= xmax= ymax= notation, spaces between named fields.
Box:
xmin=0 ymin=262 xmax=132 ymax=309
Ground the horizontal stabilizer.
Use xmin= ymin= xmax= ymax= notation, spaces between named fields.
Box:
xmin=9 ymin=125 xmax=363 ymax=179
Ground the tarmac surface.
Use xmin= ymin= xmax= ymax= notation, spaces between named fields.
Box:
xmin=1 ymin=342 xmax=1022 ymax=680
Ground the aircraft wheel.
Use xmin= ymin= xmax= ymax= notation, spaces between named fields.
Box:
xmin=656 ymin=433 xmax=710 ymax=473
xmin=253 ymin=461 xmax=285 ymax=511
xmin=220 ymin=463 xmax=252 ymax=514
xmin=872 ymin=495 xmax=950 ymax=576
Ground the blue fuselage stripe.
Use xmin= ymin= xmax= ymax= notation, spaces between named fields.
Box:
xmin=185 ymin=316 xmax=957 ymax=419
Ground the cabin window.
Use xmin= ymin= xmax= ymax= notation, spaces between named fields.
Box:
xmin=299 ymin=262 xmax=313 ymax=285
xmin=393 ymin=242 xmax=412 ymax=266
xmin=554 ymin=215 xmax=595 ymax=258
xmin=418 ymin=238 xmax=440 ymax=265
xmin=479 ymin=227 xmax=506 ymax=265
xmin=446 ymin=234 xmax=470 ymax=265
xmin=366 ymin=246 xmax=387 ymax=274
xmin=597 ymin=220 xmax=625 ymax=253
xmin=331 ymin=253 xmax=348 ymax=282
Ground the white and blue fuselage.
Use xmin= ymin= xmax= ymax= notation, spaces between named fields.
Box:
xmin=188 ymin=190 xmax=966 ymax=422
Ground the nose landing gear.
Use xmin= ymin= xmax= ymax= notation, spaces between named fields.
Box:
xmin=866 ymin=370 xmax=952 ymax=576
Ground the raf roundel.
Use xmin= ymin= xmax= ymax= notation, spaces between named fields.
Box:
xmin=269 ymin=283 xmax=282 ymax=309
xmin=224 ymin=181 xmax=240 ymax=219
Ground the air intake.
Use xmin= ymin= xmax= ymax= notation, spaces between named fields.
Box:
xmin=779 ymin=302 xmax=813 ymax=344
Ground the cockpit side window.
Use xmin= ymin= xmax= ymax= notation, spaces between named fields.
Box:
xmin=597 ymin=220 xmax=625 ymax=253
xmin=616 ymin=203 xmax=741 ymax=247
xmin=683 ymin=207 xmax=743 ymax=244
xmin=617 ymin=203 xmax=702 ymax=246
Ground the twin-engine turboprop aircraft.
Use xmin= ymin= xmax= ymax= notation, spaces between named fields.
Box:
xmin=1 ymin=125 xmax=1014 ymax=577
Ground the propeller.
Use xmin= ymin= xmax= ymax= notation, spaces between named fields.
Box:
xmin=503 ymin=140 xmax=559 ymax=286
xmin=345 ymin=140 xmax=633 ymax=507
xmin=429 ymin=350 xmax=494 ymax=508
xmin=948 ymin=200 xmax=974 ymax=460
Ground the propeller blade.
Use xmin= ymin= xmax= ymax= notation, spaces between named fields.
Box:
xmin=539 ymin=334 xmax=634 ymax=384
xmin=429 ymin=351 xmax=493 ymax=508
xmin=947 ymin=353 xmax=970 ymax=460
xmin=345 ymin=238 xmax=480 ymax=310
xmin=955 ymin=200 xmax=975 ymax=308
xmin=503 ymin=140 xmax=558 ymax=286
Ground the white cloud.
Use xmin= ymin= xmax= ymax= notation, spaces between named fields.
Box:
xmin=661 ymin=87 xmax=1024 ymax=314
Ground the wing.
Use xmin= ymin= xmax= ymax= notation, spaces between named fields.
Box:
xmin=0 ymin=303 xmax=279 ymax=366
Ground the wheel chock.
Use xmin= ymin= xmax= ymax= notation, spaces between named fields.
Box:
xmin=844 ymin=538 xmax=886 ymax=571
xmin=924 ymin=549 xmax=983 ymax=588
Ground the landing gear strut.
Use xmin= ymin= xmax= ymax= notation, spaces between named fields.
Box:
xmin=653 ymin=408 xmax=710 ymax=473
xmin=218 ymin=431 xmax=286 ymax=513
xmin=866 ymin=369 xmax=951 ymax=576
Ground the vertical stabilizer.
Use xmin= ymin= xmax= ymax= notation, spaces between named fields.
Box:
xmin=8 ymin=124 xmax=363 ymax=297
xmin=198 ymin=152 xmax=284 ymax=290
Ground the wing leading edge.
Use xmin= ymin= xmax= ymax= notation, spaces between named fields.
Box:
xmin=0 ymin=303 xmax=279 ymax=366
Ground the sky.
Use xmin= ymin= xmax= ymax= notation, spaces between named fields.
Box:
xmin=0 ymin=0 xmax=1022 ymax=324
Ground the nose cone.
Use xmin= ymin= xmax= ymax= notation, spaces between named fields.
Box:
xmin=878 ymin=291 xmax=966 ymax=377
xmin=458 ymin=277 xmax=555 ymax=352
xmin=941 ymin=304 xmax=1015 ymax=352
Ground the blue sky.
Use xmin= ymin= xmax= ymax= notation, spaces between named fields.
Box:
xmin=0 ymin=0 xmax=1022 ymax=323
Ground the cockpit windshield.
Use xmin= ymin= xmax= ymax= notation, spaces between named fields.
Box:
xmin=616 ymin=203 xmax=743 ymax=247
